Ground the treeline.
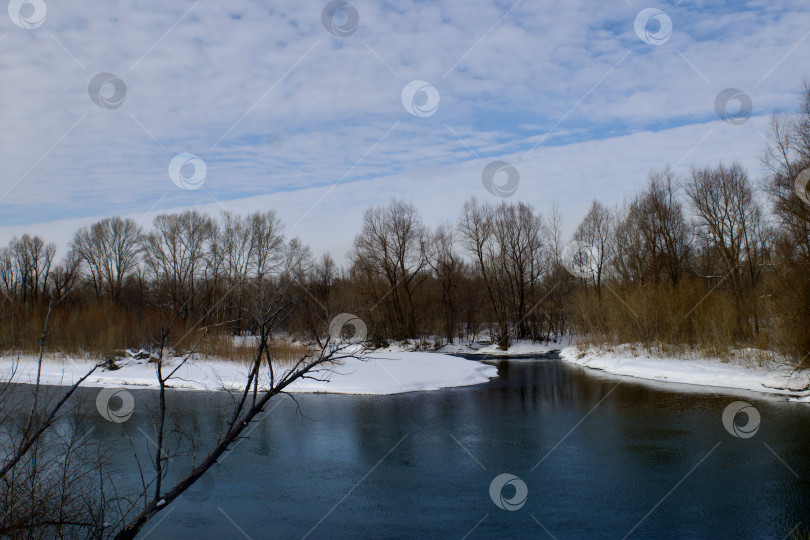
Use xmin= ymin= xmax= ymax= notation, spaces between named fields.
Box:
xmin=1 ymin=85 xmax=810 ymax=365
xmin=570 ymin=164 xmax=774 ymax=354
xmin=0 ymin=198 xmax=568 ymax=355
xmin=567 ymin=84 xmax=810 ymax=365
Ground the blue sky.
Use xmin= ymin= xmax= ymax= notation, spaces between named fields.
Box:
xmin=1 ymin=0 xmax=809 ymax=260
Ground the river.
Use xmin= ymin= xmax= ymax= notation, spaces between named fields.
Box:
xmin=17 ymin=354 xmax=810 ymax=538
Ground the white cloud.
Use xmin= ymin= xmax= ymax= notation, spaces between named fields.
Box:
xmin=0 ymin=0 xmax=807 ymax=259
xmin=0 ymin=115 xmax=771 ymax=265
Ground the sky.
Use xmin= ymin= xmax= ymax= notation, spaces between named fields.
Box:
xmin=0 ymin=0 xmax=809 ymax=263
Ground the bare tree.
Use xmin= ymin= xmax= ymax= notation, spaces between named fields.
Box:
xmin=762 ymin=83 xmax=810 ymax=262
xmin=543 ymin=203 xmax=569 ymax=339
xmin=248 ymin=211 xmax=286 ymax=280
xmin=2 ymin=235 xmax=56 ymax=305
xmin=0 ymin=411 xmax=109 ymax=539
xmin=613 ymin=168 xmax=691 ymax=286
xmin=686 ymin=161 xmax=767 ymax=336
xmin=48 ymin=249 xmax=81 ymax=303
xmin=458 ymin=198 xmax=549 ymax=346
xmin=0 ymin=303 xmax=109 ymax=538
xmin=491 ymin=201 xmax=548 ymax=339
xmin=112 ymin=266 xmax=360 ymax=539
xmin=142 ymin=210 xmax=217 ymax=318
xmin=0 ymin=247 xmax=16 ymax=301
xmin=300 ymin=253 xmax=340 ymax=345
xmin=458 ymin=198 xmax=508 ymax=347
xmin=546 ymin=203 xmax=564 ymax=267
xmin=351 ymin=199 xmax=429 ymax=340
xmin=72 ymin=217 xmax=142 ymax=303
xmin=573 ymin=200 xmax=613 ymax=296
xmin=762 ymin=82 xmax=810 ymax=360
xmin=217 ymin=211 xmax=286 ymax=333
xmin=613 ymin=199 xmax=646 ymax=285
xmin=427 ymin=224 xmax=464 ymax=344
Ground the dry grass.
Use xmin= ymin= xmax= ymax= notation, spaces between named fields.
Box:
xmin=788 ymin=525 xmax=810 ymax=540
xmin=0 ymin=303 xmax=309 ymax=367
xmin=194 ymin=333 xmax=309 ymax=366
xmin=569 ymin=277 xmax=780 ymax=359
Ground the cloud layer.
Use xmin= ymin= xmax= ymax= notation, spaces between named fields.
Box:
xmin=0 ymin=0 xmax=808 ymax=260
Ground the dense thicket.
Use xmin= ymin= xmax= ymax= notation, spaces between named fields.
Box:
xmin=2 ymin=86 xmax=810 ymax=366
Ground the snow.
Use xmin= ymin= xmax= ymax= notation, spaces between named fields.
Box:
xmin=560 ymin=345 xmax=810 ymax=402
xmin=287 ymin=351 xmax=497 ymax=394
xmin=431 ymin=338 xmax=569 ymax=356
xmin=361 ymin=337 xmax=568 ymax=357
xmin=9 ymin=338 xmax=808 ymax=403
xmin=471 ymin=337 xmax=571 ymax=356
xmin=0 ymin=350 xmax=498 ymax=395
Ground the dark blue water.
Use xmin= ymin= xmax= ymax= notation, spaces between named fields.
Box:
xmin=58 ymin=357 xmax=810 ymax=538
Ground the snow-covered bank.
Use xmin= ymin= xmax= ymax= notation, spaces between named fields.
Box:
xmin=560 ymin=345 xmax=810 ymax=402
xmin=435 ymin=337 xmax=570 ymax=356
xmin=0 ymin=351 xmax=498 ymax=395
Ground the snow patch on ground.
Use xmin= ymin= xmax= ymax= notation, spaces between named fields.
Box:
xmin=435 ymin=343 xmax=480 ymax=354
xmin=372 ymin=337 xmax=568 ymax=356
xmin=472 ymin=337 xmax=571 ymax=356
xmin=0 ymin=351 xmax=498 ymax=395
xmin=560 ymin=345 xmax=810 ymax=402
xmin=287 ymin=351 xmax=497 ymax=394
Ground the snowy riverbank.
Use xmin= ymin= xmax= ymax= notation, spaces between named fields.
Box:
xmin=559 ymin=345 xmax=810 ymax=403
xmin=0 ymin=351 xmax=498 ymax=395
xmin=434 ymin=337 xmax=570 ymax=356
xmin=6 ymin=339 xmax=807 ymax=402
